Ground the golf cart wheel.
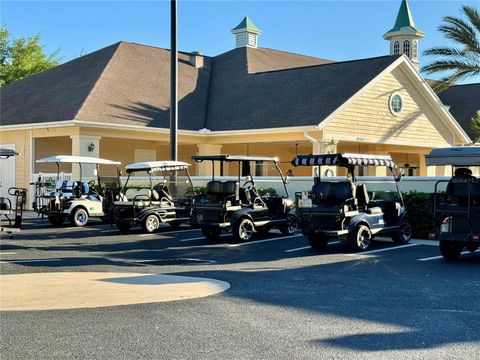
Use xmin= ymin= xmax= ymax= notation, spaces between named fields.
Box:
xmin=169 ymin=220 xmax=182 ymax=230
xmin=48 ymin=215 xmax=64 ymax=227
xmin=201 ymin=227 xmax=222 ymax=241
xmin=142 ymin=214 xmax=160 ymax=233
xmin=439 ymin=240 xmax=463 ymax=261
xmin=279 ymin=213 xmax=299 ymax=235
xmin=71 ymin=207 xmax=89 ymax=227
xmin=352 ymin=224 xmax=372 ymax=251
xmin=117 ymin=223 xmax=132 ymax=234
xmin=233 ymin=218 xmax=255 ymax=241
xmin=308 ymin=233 xmax=329 ymax=251
xmin=392 ymin=217 xmax=412 ymax=243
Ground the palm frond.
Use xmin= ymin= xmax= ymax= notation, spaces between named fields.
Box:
xmin=423 ymin=47 xmax=464 ymax=57
xmin=422 ymin=59 xmax=480 ymax=74
xmin=463 ymin=6 xmax=480 ymax=34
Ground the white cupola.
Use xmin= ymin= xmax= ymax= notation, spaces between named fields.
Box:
xmin=231 ymin=16 xmax=262 ymax=49
xmin=384 ymin=0 xmax=425 ymax=69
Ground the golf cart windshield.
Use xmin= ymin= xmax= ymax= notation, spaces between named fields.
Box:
xmin=124 ymin=161 xmax=193 ymax=199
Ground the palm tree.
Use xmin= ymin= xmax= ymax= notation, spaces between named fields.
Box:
xmin=422 ymin=5 xmax=480 ymax=93
xmin=472 ymin=110 xmax=480 ymax=143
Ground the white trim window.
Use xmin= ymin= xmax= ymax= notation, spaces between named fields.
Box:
xmin=389 ymin=93 xmax=403 ymax=116
xmin=393 ymin=41 xmax=400 ymax=55
xmin=403 ymin=40 xmax=411 ymax=58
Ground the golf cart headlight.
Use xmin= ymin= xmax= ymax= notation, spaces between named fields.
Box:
xmin=283 ymin=198 xmax=293 ymax=207
xmin=440 ymin=217 xmax=451 ymax=233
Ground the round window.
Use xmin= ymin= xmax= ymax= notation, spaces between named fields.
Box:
xmin=389 ymin=93 xmax=403 ymax=115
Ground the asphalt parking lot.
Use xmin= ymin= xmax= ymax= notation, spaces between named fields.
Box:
xmin=1 ymin=215 xmax=479 ymax=360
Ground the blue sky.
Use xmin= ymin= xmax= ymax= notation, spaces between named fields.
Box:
xmin=1 ymin=0 xmax=479 ymax=82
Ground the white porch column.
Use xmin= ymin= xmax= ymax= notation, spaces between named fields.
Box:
xmin=312 ymin=140 xmax=337 ymax=177
xmin=70 ymin=135 xmax=101 ymax=180
xmin=196 ymin=144 xmax=222 ymax=176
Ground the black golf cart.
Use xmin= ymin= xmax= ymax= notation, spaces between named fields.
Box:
xmin=292 ymin=153 xmax=411 ymax=251
xmin=0 ymin=148 xmax=27 ymax=238
xmin=425 ymin=146 xmax=480 ymax=260
xmin=113 ymin=161 xmax=195 ymax=234
xmin=191 ymin=155 xmax=298 ymax=241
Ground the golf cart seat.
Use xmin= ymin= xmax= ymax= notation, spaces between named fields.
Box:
xmin=0 ymin=197 xmax=12 ymax=215
xmin=199 ymin=180 xmax=239 ymax=207
xmin=356 ymin=183 xmax=383 ymax=214
xmin=311 ymin=181 xmax=356 ymax=214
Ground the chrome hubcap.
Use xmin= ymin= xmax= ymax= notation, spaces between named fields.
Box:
xmin=240 ymin=221 xmax=254 ymax=240
xmin=287 ymin=215 xmax=299 ymax=234
xmin=76 ymin=211 xmax=87 ymax=225
xmin=358 ymin=228 xmax=371 ymax=249
xmin=146 ymin=216 xmax=159 ymax=231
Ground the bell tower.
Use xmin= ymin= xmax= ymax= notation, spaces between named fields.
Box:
xmin=384 ymin=0 xmax=424 ymax=69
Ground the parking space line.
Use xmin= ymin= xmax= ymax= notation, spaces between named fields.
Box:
xmin=100 ymin=229 xmax=118 ymax=233
xmin=0 ymin=259 xmax=63 ymax=264
xmin=0 ymin=252 xmax=17 ymax=256
xmin=285 ymin=241 xmax=341 ymax=253
xmin=180 ymin=234 xmax=229 ymax=242
xmin=228 ymin=234 xmax=302 ymax=248
xmin=418 ymin=249 xmax=479 ymax=262
xmin=345 ymin=243 xmax=419 ymax=256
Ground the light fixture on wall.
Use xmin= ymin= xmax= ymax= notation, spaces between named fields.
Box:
xmin=88 ymin=142 xmax=95 ymax=152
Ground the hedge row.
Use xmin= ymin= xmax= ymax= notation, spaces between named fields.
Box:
xmin=376 ymin=190 xmax=448 ymax=239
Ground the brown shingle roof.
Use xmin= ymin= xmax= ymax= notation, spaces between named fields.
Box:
xmin=1 ymin=42 xmax=396 ymax=132
xmin=438 ymin=83 xmax=480 ymax=140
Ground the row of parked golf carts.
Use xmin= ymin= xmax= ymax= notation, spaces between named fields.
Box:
xmin=2 ymin=146 xmax=479 ymax=260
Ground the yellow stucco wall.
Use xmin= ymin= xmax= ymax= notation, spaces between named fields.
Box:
xmin=324 ymin=67 xmax=453 ymax=148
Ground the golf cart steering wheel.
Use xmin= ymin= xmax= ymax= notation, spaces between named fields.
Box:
xmin=242 ymin=179 xmax=254 ymax=191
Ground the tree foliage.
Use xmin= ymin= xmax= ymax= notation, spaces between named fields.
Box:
xmin=472 ymin=110 xmax=480 ymax=143
xmin=0 ymin=26 xmax=60 ymax=86
xmin=422 ymin=5 xmax=480 ymax=93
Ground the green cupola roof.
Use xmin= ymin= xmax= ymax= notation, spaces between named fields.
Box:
xmin=384 ymin=0 xmax=424 ymax=39
xmin=231 ymin=16 xmax=262 ymax=34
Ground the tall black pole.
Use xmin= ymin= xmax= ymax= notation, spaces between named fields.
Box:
xmin=170 ymin=0 xmax=178 ymax=161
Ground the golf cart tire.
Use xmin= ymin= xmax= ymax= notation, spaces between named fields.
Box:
xmin=352 ymin=224 xmax=373 ymax=251
xmin=391 ymin=217 xmax=412 ymax=244
xmin=48 ymin=215 xmax=65 ymax=227
xmin=233 ymin=218 xmax=255 ymax=242
xmin=439 ymin=240 xmax=463 ymax=261
xmin=117 ymin=223 xmax=132 ymax=235
xmin=279 ymin=213 xmax=299 ymax=236
xmin=71 ymin=207 xmax=89 ymax=227
xmin=201 ymin=226 xmax=222 ymax=241
xmin=308 ymin=233 xmax=329 ymax=251
xmin=142 ymin=214 xmax=160 ymax=233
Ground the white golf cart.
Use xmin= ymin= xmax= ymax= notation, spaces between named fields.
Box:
xmin=0 ymin=148 xmax=27 ymax=238
xmin=113 ymin=161 xmax=195 ymax=234
xmin=33 ymin=155 xmax=121 ymax=227
xmin=425 ymin=146 xmax=480 ymax=260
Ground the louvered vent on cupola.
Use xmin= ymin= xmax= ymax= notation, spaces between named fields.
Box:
xmin=231 ymin=16 xmax=262 ymax=49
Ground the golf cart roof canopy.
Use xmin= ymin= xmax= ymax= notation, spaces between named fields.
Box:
xmin=0 ymin=148 xmax=21 ymax=159
xmin=125 ymin=161 xmax=191 ymax=173
xmin=292 ymin=153 xmax=397 ymax=168
xmin=192 ymin=155 xmax=279 ymax=163
xmin=425 ymin=146 xmax=480 ymax=166
xmin=36 ymin=155 xmax=121 ymax=165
